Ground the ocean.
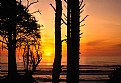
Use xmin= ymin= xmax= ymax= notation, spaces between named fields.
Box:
xmin=0 ymin=55 xmax=121 ymax=83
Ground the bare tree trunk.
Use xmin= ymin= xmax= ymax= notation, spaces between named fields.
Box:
xmin=67 ymin=0 xmax=80 ymax=82
xmin=8 ymin=16 xmax=18 ymax=82
xmin=67 ymin=0 xmax=72 ymax=82
xmin=52 ymin=0 xmax=62 ymax=83
xmin=70 ymin=0 xmax=80 ymax=82
xmin=8 ymin=0 xmax=18 ymax=81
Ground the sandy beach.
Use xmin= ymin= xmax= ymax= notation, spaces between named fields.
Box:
xmin=1 ymin=64 xmax=120 ymax=83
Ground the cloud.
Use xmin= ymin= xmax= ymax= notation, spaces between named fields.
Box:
xmin=112 ymin=43 xmax=121 ymax=48
xmin=85 ymin=40 xmax=105 ymax=46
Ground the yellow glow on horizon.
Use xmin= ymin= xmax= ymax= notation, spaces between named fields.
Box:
xmin=46 ymin=52 xmax=51 ymax=56
xmin=42 ymin=44 xmax=54 ymax=56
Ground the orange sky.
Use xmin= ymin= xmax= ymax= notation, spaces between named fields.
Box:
xmin=1 ymin=0 xmax=121 ymax=65
xmin=81 ymin=0 xmax=121 ymax=57
xmin=20 ymin=0 xmax=121 ymax=64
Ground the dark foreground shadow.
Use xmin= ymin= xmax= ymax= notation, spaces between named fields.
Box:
xmin=0 ymin=74 xmax=37 ymax=83
xmin=107 ymin=67 xmax=121 ymax=83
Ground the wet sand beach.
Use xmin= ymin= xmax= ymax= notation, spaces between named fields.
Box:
xmin=1 ymin=64 xmax=120 ymax=83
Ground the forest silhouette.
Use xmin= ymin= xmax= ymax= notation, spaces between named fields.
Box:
xmin=0 ymin=0 xmax=120 ymax=83
xmin=0 ymin=0 xmax=41 ymax=82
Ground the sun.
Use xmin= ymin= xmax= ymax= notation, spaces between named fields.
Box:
xmin=46 ymin=52 xmax=51 ymax=56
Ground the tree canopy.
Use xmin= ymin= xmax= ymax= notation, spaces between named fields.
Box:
xmin=0 ymin=0 xmax=42 ymax=82
xmin=0 ymin=1 xmax=41 ymax=49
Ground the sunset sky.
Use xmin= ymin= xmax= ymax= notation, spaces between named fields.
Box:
xmin=1 ymin=0 xmax=121 ymax=65
xmin=21 ymin=0 xmax=121 ymax=65
xmin=82 ymin=0 xmax=121 ymax=57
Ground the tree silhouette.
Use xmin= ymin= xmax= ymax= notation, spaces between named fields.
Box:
xmin=0 ymin=0 xmax=41 ymax=82
xmin=50 ymin=0 xmax=88 ymax=82
xmin=50 ymin=0 xmax=62 ymax=83
xmin=68 ymin=0 xmax=80 ymax=82
xmin=22 ymin=35 xmax=42 ymax=76
xmin=66 ymin=0 xmax=72 ymax=82
xmin=66 ymin=0 xmax=88 ymax=82
xmin=0 ymin=0 xmax=17 ymax=81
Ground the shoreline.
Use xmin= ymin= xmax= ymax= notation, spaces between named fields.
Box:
xmin=1 ymin=64 xmax=121 ymax=82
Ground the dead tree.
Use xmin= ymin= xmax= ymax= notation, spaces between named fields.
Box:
xmin=69 ymin=0 xmax=80 ymax=82
xmin=50 ymin=0 xmax=62 ymax=83
xmin=66 ymin=0 xmax=88 ymax=82
xmin=66 ymin=0 xmax=72 ymax=82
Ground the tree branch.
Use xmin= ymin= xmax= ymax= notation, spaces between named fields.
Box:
xmin=50 ymin=3 xmax=67 ymax=25
xmin=63 ymin=13 xmax=67 ymax=19
xmin=50 ymin=4 xmax=56 ymax=11
xmin=80 ymin=4 xmax=86 ymax=11
xmin=80 ymin=10 xmax=84 ymax=14
xmin=80 ymin=24 xmax=85 ymax=27
xmin=31 ymin=10 xmax=41 ymax=15
xmin=0 ymin=40 xmax=7 ymax=45
xmin=61 ymin=18 xmax=67 ymax=25
xmin=80 ymin=15 xmax=89 ymax=23
xmin=25 ymin=0 xmax=39 ymax=10
xmin=1 ymin=46 xmax=8 ymax=50
xmin=79 ymin=0 xmax=83 ymax=8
